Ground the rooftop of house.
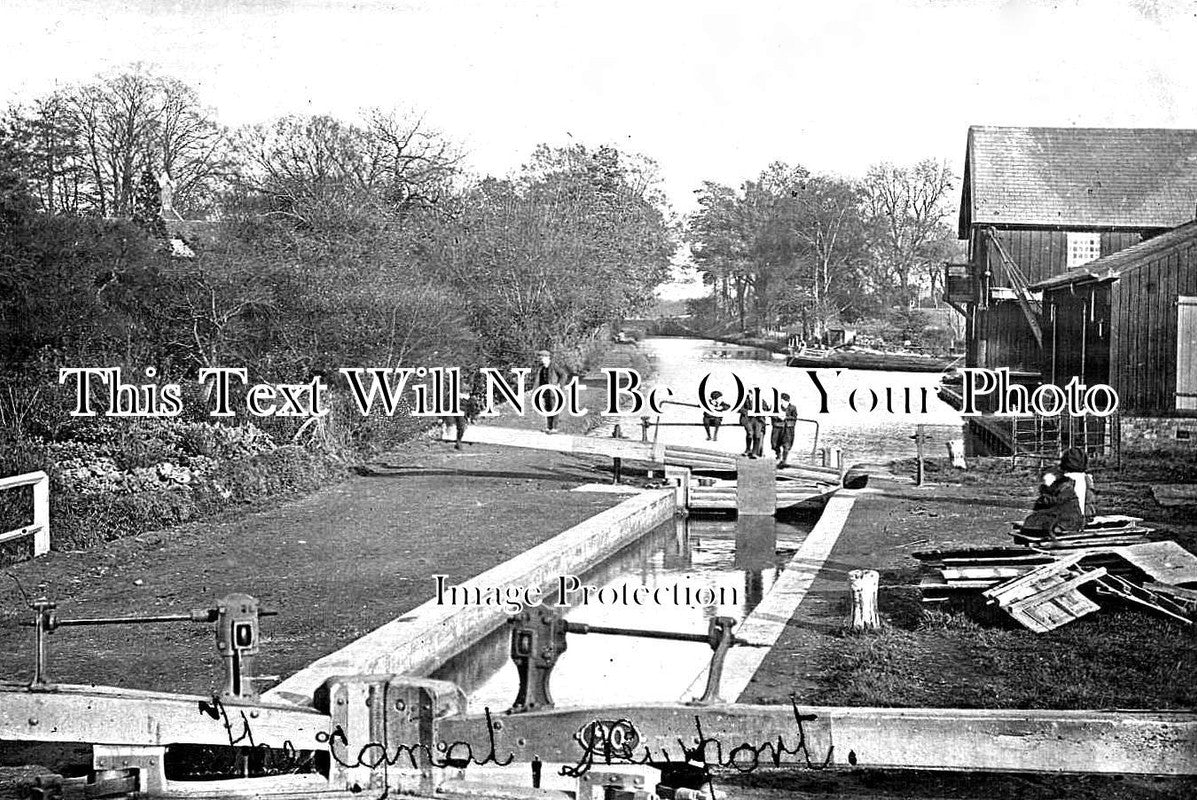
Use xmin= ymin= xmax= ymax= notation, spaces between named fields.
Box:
xmin=1029 ymin=219 xmax=1197 ymax=290
xmin=959 ymin=126 xmax=1197 ymax=236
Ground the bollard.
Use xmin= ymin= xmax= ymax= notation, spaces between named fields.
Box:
xmin=848 ymin=569 xmax=880 ymax=631
xmin=947 ymin=438 xmax=967 ymax=469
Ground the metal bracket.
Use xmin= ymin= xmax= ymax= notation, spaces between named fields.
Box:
xmin=316 ymin=674 xmax=467 ymax=795
xmin=92 ymin=745 xmax=167 ymax=795
xmin=691 ymin=616 xmax=736 ymax=706
xmin=508 ymin=610 xmax=569 ymax=713
xmin=576 ymin=766 xmax=659 ymax=800
xmin=507 ymin=610 xmax=751 ymax=713
xmin=22 ymin=593 xmax=273 ymax=701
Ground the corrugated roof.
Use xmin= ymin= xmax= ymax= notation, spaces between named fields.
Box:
xmin=1029 ymin=219 xmax=1197 ymax=290
xmin=960 ymin=126 xmax=1197 ymax=235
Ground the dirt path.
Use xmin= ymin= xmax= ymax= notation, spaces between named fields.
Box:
xmin=0 ymin=438 xmax=625 ymax=695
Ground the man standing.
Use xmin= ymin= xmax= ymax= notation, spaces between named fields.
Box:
xmin=740 ymin=389 xmax=768 ymax=459
xmin=776 ymin=392 xmax=799 ymax=468
xmin=769 ymin=393 xmax=786 ymax=460
xmin=750 ymin=398 xmax=769 ymax=459
xmin=532 ymin=349 xmax=569 ymax=433
xmin=739 ymin=398 xmax=754 ymax=456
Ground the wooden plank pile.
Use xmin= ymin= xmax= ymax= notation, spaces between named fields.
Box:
xmin=1010 ymin=514 xmax=1152 ymax=548
xmin=914 ymin=526 xmax=1197 ymax=632
xmin=982 ymin=554 xmax=1106 ymax=632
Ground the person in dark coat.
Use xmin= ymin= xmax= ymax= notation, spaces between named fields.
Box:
xmin=702 ymin=390 xmax=731 ymax=441
xmin=740 ymin=391 xmax=767 ymax=459
xmin=1021 ymin=447 xmax=1098 ymax=539
xmin=749 ymin=403 xmax=768 ymax=459
xmin=442 ymin=371 xmax=484 ymax=449
xmin=532 ymin=349 xmax=569 ymax=433
xmin=738 ymin=401 xmax=754 ymax=456
xmin=774 ymin=392 xmax=798 ymax=468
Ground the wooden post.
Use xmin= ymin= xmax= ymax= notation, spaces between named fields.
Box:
xmin=915 ymin=425 xmax=926 ymax=487
xmin=665 ymin=466 xmax=691 ymax=511
xmin=848 ymin=569 xmax=880 ymax=631
xmin=32 ymin=473 xmax=49 ymax=557
xmin=612 ymin=457 xmax=622 ymax=485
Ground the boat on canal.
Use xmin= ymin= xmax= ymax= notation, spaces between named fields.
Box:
xmin=786 ymin=342 xmax=959 ymax=372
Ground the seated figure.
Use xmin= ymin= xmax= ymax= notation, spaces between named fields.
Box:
xmin=1020 ymin=448 xmax=1098 ymax=539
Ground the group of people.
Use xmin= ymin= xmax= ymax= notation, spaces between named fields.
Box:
xmin=702 ymin=389 xmax=800 ymax=467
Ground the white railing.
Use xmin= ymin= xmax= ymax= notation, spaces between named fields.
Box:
xmin=0 ymin=470 xmax=50 ymax=557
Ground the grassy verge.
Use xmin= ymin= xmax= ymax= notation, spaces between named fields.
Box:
xmin=814 ymin=584 xmax=1196 ymax=709
xmin=0 ymin=392 xmax=430 ymax=565
xmin=747 ymin=453 xmax=1197 ymax=711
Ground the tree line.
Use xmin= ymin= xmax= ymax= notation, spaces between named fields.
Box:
xmin=686 ymin=160 xmax=959 ymax=340
xmin=2 ymin=63 xmax=961 ymax=421
xmin=0 ymin=65 xmax=675 ymax=431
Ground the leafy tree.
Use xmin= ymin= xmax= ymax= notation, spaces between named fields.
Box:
xmin=788 ymin=174 xmax=870 ymax=337
xmin=687 ymin=163 xmax=868 ymax=338
xmin=418 ymin=144 xmax=675 ymax=362
xmin=4 ymin=93 xmax=86 ymax=214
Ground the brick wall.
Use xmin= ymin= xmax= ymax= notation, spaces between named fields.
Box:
xmin=1121 ymin=416 xmax=1197 ymax=453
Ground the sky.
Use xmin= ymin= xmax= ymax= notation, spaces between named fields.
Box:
xmin=3 ymin=0 xmax=1197 ymax=294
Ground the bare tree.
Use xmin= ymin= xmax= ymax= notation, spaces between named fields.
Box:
xmin=17 ymin=65 xmax=230 ymax=218
xmin=365 ymin=109 xmax=463 ymax=212
xmin=231 ymin=110 xmax=463 ymax=230
xmin=862 ymin=159 xmax=956 ymax=308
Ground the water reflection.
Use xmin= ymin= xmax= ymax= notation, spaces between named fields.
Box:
xmin=431 ymin=515 xmax=811 ymax=711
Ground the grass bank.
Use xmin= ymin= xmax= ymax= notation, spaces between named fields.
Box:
xmin=744 ymin=453 xmax=1197 ymax=710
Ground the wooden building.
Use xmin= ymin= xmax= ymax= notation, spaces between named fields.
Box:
xmin=1028 ymin=221 xmax=1197 ymax=450
xmin=947 ymin=126 xmax=1197 ymax=377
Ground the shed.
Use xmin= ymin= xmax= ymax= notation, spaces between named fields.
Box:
xmin=1029 ymin=220 xmax=1197 ymax=417
xmin=950 ymin=126 xmax=1197 ymax=377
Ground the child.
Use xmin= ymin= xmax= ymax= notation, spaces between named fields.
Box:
xmin=1020 ymin=448 xmax=1097 ymax=539
xmin=702 ymin=390 xmax=731 ymax=441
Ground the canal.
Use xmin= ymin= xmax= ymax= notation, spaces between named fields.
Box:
xmin=433 ymin=337 xmax=963 ymax=711
xmin=628 ymin=336 xmax=963 ymax=464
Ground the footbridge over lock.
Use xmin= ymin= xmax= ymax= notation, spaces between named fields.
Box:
xmin=438 ymin=425 xmax=844 ymax=516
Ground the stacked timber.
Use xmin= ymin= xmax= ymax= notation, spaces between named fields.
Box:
xmin=1010 ymin=514 xmax=1151 ymax=548
xmin=915 ymin=539 xmax=1197 ymax=631
xmin=915 ymin=548 xmax=1056 ymax=601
